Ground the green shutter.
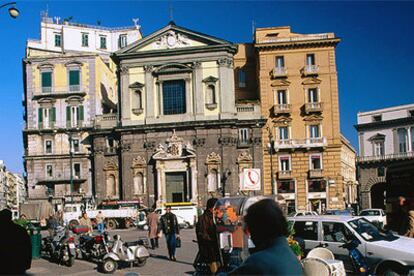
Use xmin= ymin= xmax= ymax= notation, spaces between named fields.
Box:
xmin=50 ymin=107 xmax=56 ymax=122
xmin=78 ymin=105 xmax=84 ymax=121
xmin=69 ymin=70 xmax=80 ymax=86
xmin=66 ymin=106 xmax=71 ymax=121
xmin=42 ymin=72 xmax=52 ymax=88
xmin=38 ymin=108 xmax=43 ymax=123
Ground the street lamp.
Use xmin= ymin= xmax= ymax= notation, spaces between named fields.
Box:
xmin=0 ymin=2 xmax=19 ymax=19
xmin=267 ymin=126 xmax=276 ymax=195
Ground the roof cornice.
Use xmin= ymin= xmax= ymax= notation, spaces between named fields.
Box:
xmin=254 ymin=38 xmax=340 ymax=50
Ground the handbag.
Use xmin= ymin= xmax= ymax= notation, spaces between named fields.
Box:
xmin=176 ymin=237 xmax=181 ymax=248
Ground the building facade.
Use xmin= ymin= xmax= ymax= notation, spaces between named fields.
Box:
xmin=340 ymin=135 xmax=358 ymax=208
xmin=91 ymin=23 xmax=264 ymax=207
xmin=0 ymin=161 xmax=26 ymax=212
xmin=23 ymin=15 xmax=142 ymax=210
xmin=254 ymin=26 xmax=343 ymax=213
xmin=356 ymin=103 xmax=414 ymax=210
xmin=0 ymin=161 xmax=6 ymax=209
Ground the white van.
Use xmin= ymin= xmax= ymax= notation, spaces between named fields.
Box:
xmin=156 ymin=204 xmax=200 ymax=228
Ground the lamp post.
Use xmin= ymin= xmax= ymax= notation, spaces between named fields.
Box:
xmin=68 ymin=132 xmax=74 ymax=194
xmin=0 ymin=2 xmax=19 ymax=18
xmin=267 ymin=126 xmax=275 ymax=195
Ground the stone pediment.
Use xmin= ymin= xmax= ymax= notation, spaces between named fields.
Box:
xmin=117 ymin=22 xmax=235 ymax=54
xmin=202 ymin=76 xmax=219 ymax=83
xmin=237 ymin=151 xmax=253 ymax=163
xmin=206 ymin=152 xmax=221 ymax=164
xmin=129 ymin=81 xmax=145 ymax=89
xmin=303 ymin=114 xmax=324 ymax=122
xmin=152 ymin=130 xmax=196 ymax=160
xmin=272 ymin=116 xmax=292 ymax=124
xmin=302 ymin=77 xmax=322 ymax=86
xmin=368 ymin=133 xmax=386 ymax=141
xmin=131 ymin=156 xmax=146 ymax=168
xmin=271 ymin=79 xmax=291 ymax=87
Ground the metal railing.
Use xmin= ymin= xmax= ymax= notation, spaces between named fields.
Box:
xmin=260 ymin=33 xmax=333 ymax=44
xmin=357 ymin=151 xmax=414 ymax=163
xmin=275 ymin=137 xmax=327 ymax=149
xmin=309 ymin=169 xmax=324 ymax=178
xmin=302 ymin=65 xmax=319 ymax=75
xmin=278 ymin=170 xmax=293 ymax=179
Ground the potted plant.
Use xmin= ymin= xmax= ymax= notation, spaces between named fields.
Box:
xmin=287 ymin=221 xmax=303 ymax=260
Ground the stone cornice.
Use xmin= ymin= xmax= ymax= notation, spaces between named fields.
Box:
xmin=354 ymin=116 xmax=414 ymax=131
xmin=254 ymin=38 xmax=340 ymax=50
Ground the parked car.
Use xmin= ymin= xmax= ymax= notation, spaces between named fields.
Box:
xmin=289 ymin=215 xmax=414 ymax=274
xmin=325 ymin=209 xmax=354 ymax=216
xmin=359 ymin=209 xmax=387 ymax=227
xmin=288 ymin=211 xmax=319 ymax=217
xmin=155 ymin=203 xmax=199 ymax=228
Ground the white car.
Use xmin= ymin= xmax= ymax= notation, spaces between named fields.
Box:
xmin=359 ymin=209 xmax=387 ymax=227
xmin=156 ymin=204 xmax=199 ymax=228
xmin=288 ymin=211 xmax=319 ymax=217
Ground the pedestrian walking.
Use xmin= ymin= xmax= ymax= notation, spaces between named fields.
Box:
xmin=79 ymin=212 xmax=93 ymax=233
xmin=47 ymin=214 xmax=58 ymax=237
xmin=0 ymin=209 xmax=32 ymax=275
xmin=160 ymin=206 xmax=180 ymax=261
xmin=395 ymin=196 xmax=409 ymax=235
xmin=228 ymin=199 xmax=303 ymax=275
xmin=96 ymin=211 xmax=105 ymax=233
xmin=405 ymin=200 xmax=414 ymax=238
xmin=196 ymin=198 xmax=221 ymax=274
xmin=147 ymin=207 xmax=160 ymax=249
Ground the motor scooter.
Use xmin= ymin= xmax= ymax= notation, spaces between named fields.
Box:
xmin=340 ymin=238 xmax=369 ymax=275
xmin=41 ymin=226 xmax=76 ymax=267
xmin=76 ymin=231 xmax=110 ymax=261
xmin=99 ymin=234 xmax=150 ymax=274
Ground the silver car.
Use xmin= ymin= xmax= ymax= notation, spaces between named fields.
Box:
xmin=289 ymin=215 xmax=414 ymax=274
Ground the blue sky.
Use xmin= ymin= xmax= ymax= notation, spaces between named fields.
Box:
xmin=0 ymin=1 xmax=413 ymax=173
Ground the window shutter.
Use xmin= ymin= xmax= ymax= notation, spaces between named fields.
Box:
xmin=78 ymin=105 xmax=84 ymax=120
xmin=66 ymin=106 xmax=71 ymax=121
xmin=50 ymin=107 xmax=56 ymax=122
xmin=42 ymin=72 xmax=52 ymax=87
xmin=38 ymin=108 xmax=43 ymax=123
xmin=69 ymin=70 xmax=80 ymax=86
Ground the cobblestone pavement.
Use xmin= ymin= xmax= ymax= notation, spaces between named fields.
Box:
xmin=27 ymin=228 xmax=198 ymax=276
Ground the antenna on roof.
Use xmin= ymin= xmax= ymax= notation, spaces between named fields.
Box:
xmin=169 ymin=4 xmax=174 ymax=22
xmin=132 ymin=18 xmax=140 ymax=29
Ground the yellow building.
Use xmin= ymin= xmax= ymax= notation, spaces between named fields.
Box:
xmin=254 ymin=26 xmax=343 ymax=213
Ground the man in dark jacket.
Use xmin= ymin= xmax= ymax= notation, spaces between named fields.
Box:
xmin=196 ymin=198 xmax=220 ymax=274
xmin=0 ymin=209 xmax=32 ymax=275
xmin=228 ymin=199 xmax=303 ymax=275
xmin=160 ymin=206 xmax=180 ymax=261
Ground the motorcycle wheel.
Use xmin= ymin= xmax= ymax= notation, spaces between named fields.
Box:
xmin=135 ymin=258 xmax=147 ymax=267
xmin=100 ymin=258 xmax=118 ymax=274
xmin=66 ymin=256 xmax=75 ymax=267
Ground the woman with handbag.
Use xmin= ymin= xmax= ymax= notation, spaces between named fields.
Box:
xmin=160 ymin=206 xmax=180 ymax=261
xmin=147 ymin=207 xmax=160 ymax=249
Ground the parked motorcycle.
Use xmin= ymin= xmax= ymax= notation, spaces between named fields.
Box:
xmin=41 ymin=226 xmax=76 ymax=267
xmin=99 ymin=234 xmax=150 ymax=274
xmin=340 ymin=238 xmax=369 ymax=275
xmin=76 ymin=231 xmax=110 ymax=261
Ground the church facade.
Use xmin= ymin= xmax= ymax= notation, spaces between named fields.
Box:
xmin=91 ymin=23 xmax=264 ymax=207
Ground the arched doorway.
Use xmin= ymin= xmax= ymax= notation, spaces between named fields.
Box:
xmin=370 ymin=182 xmax=386 ymax=210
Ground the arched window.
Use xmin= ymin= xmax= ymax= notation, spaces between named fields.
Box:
xmin=206 ymin=85 xmax=216 ymax=105
xmin=207 ymin=169 xmax=219 ymax=192
xmin=133 ymin=172 xmax=145 ymax=195
xmin=106 ymin=174 xmax=116 ymax=197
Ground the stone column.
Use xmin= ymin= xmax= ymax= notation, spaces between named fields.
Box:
xmin=120 ymin=66 xmax=131 ymax=124
xmin=192 ymin=62 xmax=204 ymax=120
xmin=185 ymin=77 xmax=192 ymax=115
xmin=144 ymin=65 xmax=155 ymax=121
xmin=217 ymin=58 xmax=236 ymax=119
xmin=190 ymin=159 xmax=198 ymax=202
xmin=393 ymin=128 xmax=398 ymax=153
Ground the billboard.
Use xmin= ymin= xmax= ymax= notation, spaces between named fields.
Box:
xmin=240 ymin=168 xmax=261 ymax=191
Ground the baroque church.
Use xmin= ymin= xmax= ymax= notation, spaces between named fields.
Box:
xmin=91 ymin=22 xmax=264 ymax=207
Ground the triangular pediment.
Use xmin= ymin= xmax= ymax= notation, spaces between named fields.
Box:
xmin=117 ymin=22 xmax=235 ymax=54
xmin=272 ymin=116 xmax=292 ymax=124
xmin=271 ymin=79 xmax=291 ymax=87
xmin=303 ymin=114 xmax=324 ymax=122
xmin=368 ymin=133 xmax=386 ymax=141
xmin=302 ymin=77 xmax=322 ymax=86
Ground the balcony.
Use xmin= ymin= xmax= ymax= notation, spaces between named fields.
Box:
xmin=305 ymin=102 xmax=323 ymax=114
xmin=38 ymin=121 xmax=55 ymax=130
xmin=274 ymin=137 xmax=327 ymax=150
xmin=236 ymin=102 xmax=261 ymax=120
xmin=357 ymin=151 xmax=414 ymax=163
xmin=309 ymin=169 xmax=323 ymax=178
xmin=32 ymin=86 xmax=87 ymax=100
xmin=272 ymin=104 xmax=292 ymax=115
xmin=66 ymin=120 xmax=85 ymax=129
xmin=271 ymin=67 xmax=287 ymax=78
xmin=94 ymin=113 xmax=117 ymax=129
xmin=301 ymin=65 xmax=319 ymax=76
xmin=278 ymin=170 xmax=293 ymax=180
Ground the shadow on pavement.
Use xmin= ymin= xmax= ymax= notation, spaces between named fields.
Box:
xmin=150 ymin=253 xmax=194 ymax=266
